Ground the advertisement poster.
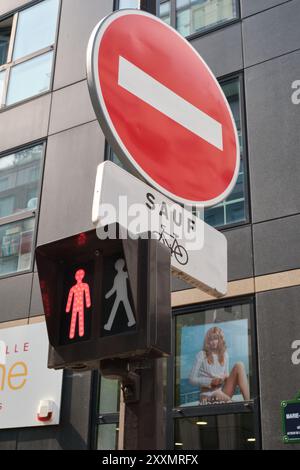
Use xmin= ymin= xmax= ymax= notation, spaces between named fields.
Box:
xmin=0 ymin=322 xmax=63 ymax=429
xmin=178 ymin=319 xmax=250 ymax=407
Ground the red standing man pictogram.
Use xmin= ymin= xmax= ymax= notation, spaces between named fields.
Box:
xmin=66 ymin=269 xmax=91 ymax=339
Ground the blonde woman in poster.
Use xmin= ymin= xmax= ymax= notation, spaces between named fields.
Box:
xmin=189 ymin=326 xmax=250 ymax=403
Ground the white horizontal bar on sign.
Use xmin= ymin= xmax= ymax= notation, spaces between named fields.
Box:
xmin=118 ymin=56 xmax=223 ymax=151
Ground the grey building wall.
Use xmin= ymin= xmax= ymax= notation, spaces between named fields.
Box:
xmin=0 ymin=0 xmax=299 ymax=450
xmin=174 ymin=0 xmax=300 ymax=450
xmin=0 ymin=0 xmax=114 ymax=450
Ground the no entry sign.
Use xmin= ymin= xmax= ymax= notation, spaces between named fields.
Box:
xmin=87 ymin=9 xmax=240 ymax=207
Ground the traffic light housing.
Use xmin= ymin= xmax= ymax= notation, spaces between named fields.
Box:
xmin=35 ymin=226 xmax=171 ymax=371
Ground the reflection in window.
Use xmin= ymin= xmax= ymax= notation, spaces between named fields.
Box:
xmin=118 ymin=0 xmax=140 ymax=8
xmin=99 ymin=377 xmax=120 ymax=414
xmin=176 ymin=0 xmax=238 ymax=37
xmin=6 ymin=51 xmax=53 ymax=106
xmin=0 ymin=145 xmax=43 ymax=218
xmin=0 ymin=217 xmax=35 ymax=276
xmin=97 ymin=424 xmax=119 ymax=450
xmin=175 ymin=302 xmax=252 ymax=408
xmin=160 ymin=1 xmax=171 ymax=25
xmin=174 ymin=414 xmax=256 ymax=450
xmin=0 ymin=144 xmax=43 ymax=277
xmin=13 ymin=0 xmax=59 ymax=60
xmin=0 ymin=0 xmax=59 ymax=108
xmin=205 ymin=78 xmax=246 ymax=228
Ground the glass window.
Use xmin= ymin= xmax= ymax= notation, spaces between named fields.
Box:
xmin=0 ymin=144 xmax=44 ymax=277
xmin=0 ymin=145 xmax=43 ymax=218
xmin=176 ymin=0 xmax=238 ymax=37
xmin=108 ymin=149 xmax=126 ymax=170
xmin=96 ymin=375 xmax=120 ymax=450
xmin=0 ymin=217 xmax=35 ymax=276
xmin=6 ymin=51 xmax=53 ymax=106
xmin=0 ymin=17 xmax=12 ymax=66
xmin=174 ymin=413 xmax=256 ymax=450
xmin=0 ymin=0 xmax=59 ymax=108
xmin=175 ymin=302 xmax=253 ymax=408
xmin=97 ymin=424 xmax=119 ymax=450
xmin=99 ymin=378 xmax=120 ymax=414
xmin=13 ymin=0 xmax=59 ymax=60
xmin=171 ymin=300 xmax=258 ymax=450
xmin=118 ymin=0 xmax=140 ymax=8
xmin=160 ymin=1 xmax=171 ymax=25
xmin=0 ymin=70 xmax=5 ymax=104
xmin=205 ymin=78 xmax=246 ymax=228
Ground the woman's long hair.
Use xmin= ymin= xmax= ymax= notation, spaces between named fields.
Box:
xmin=203 ymin=327 xmax=227 ymax=365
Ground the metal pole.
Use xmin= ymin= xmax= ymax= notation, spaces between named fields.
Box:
xmin=123 ymin=358 xmax=166 ymax=450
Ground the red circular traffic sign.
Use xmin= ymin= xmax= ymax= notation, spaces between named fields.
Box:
xmin=87 ymin=9 xmax=240 ymax=208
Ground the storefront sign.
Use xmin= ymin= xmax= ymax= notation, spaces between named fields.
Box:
xmin=281 ymin=392 xmax=300 ymax=443
xmin=0 ymin=322 xmax=63 ymax=429
xmin=0 ymin=340 xmax=5 ymax=365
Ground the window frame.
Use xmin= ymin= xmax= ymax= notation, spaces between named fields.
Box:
xmin=0 ymin=0 xmax=61 ymax=111
xmin=204 ymin=72 xmax=250 ymax=231
xmin=168 ymin=296 xmax=261 ymax=450
xmin=90 ymin=296 xmax=261 ymax=450
xmin=0 ymin=140 xmax=46 ymax=279
xmin=89 ymin=370 xmax=120 ymax=450
xmin=106 ymin=73 xmax=251 ymax=231
xmin=160 ymin=0 xmax=240 ymax=40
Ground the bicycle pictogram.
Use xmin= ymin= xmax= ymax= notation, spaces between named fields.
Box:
xmin=154 ymin=225 xmax=189 ymax=266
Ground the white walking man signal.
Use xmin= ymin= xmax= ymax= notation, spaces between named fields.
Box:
xmin=104 ymin=259 xmax=136 ymax=331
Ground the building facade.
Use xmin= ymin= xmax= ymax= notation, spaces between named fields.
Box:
xmin=0 ymin=0 xmax=299 ymax=450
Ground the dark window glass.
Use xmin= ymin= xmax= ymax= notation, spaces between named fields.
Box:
xmin=205 ymin=78 xmax=246 ymax=228
xmin=0 ymin=17 xmax=12 ymax=66
xmin=174 ymin=413 xmax=256 ymax=450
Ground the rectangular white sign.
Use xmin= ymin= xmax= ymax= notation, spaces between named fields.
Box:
xmin=92 ymin=161 xmax=227 ymax=297
xmin=0 ymin=322 xmax=63 ymax=429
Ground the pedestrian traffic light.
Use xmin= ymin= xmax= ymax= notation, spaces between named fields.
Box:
xmin=35 ymin=225 xmax=171 ymax=371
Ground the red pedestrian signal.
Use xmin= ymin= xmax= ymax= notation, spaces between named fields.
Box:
xmin=66 ymin=269 xmax=92 ymax=339
xmin=35 ymin=225 xmax=171 ymax=371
